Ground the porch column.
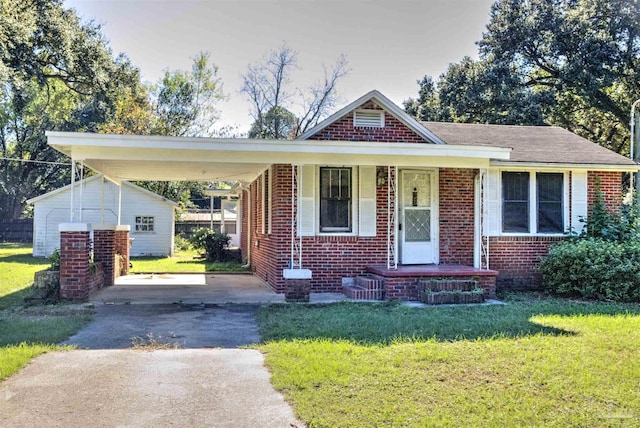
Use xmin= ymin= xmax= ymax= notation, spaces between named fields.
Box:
xmin=387 ymin=166 xmax=398 ymax=270
xmin=114 ymin=225 xmax=131 ymax=277
xmin=93 ymin=224 xmax=116 ymax=286
xmin=59 ymin=223 xmax=91 ymax=302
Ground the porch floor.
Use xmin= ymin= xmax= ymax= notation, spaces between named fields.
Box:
xmin=366 ymin=264 xmax=499 ymax=278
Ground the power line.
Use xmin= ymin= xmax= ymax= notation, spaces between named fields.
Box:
xmin=0 ymin=157 xmax=72 ymax=166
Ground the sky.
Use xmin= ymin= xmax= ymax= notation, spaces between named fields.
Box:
xmin=64 ymin=0 xmax=496 ymax=133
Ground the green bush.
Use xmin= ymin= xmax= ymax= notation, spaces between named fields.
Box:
xmin=189 ymin=228 xmax=231 ymax=262
xmin=539 ymin=238 xmax=640 ymax=302
xmin=48 ymin=249 xmax=60 ymax=271
xmin=174 ymin=234 xmax=192 ymax=252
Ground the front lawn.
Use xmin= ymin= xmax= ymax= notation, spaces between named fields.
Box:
xmin=130 ymin=249 xmax=249 ymax=273
xmin=0 ymin=243 xmax=92 ymax=381
xmin=257 ymin=295 xmax=640 ymax=427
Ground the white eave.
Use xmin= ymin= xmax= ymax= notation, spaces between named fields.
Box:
xmin=46 ymin=131 xmax=512 ymax=183
xmin=491 ymin=160 xmax=640 ymax=172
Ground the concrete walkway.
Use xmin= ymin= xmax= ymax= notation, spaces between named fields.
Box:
xmin=0 ymin=349 xmax=302 ymax=427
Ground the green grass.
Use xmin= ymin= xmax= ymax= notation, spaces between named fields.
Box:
xmin=130 ymin=249 xmax=249 ymax=273
xmin=256 ymin=294 xmax=640 ymax=427
xmin=0 ymin=243 xmax=50 ymax=310
xmin=0 ymin=243 xmax=93 ymax=381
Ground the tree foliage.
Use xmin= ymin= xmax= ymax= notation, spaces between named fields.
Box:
xmin=0 ymin=0 xmax=144 ymax=218
xmin=241 ymin=44 xmax=349 ymax=139
xmin=405 ymin=0 xmax=640 ymax=154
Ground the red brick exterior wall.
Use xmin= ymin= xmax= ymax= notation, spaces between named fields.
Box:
xmin=59 ymin=231 xmax=92 ymax=302
xmin=93 ymin=229 xmax=116 ymax=286
xmin=114 ymin=229 xmax=130 ymax=276
xmin=308 ymin=101 xmax=426 ymax=143
xmin=588 ymin=171 xmax=623 ymax=212
xmin=488 ymin=236 xmax=565 ymax=289
xmin=439 ymin=168 xmax=476 ymax=265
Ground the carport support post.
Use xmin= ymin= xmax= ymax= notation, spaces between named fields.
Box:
xmin=59 ymin=223 xmax=91 ymax=302
xmin=94 ymin=225 xmax=116 ymax=286
xmin=114 ymin=225 xmax=131 ymax=276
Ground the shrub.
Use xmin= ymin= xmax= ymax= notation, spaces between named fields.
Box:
xmin=189 ymin=228 xmax=231 ymax=262
xmin=48 ymin=249 xmax=60 ymax=271
xmin=539 ymin=238 xmax=640 ymax=302
xmin=174 ymin=233 xmax=192 ymax=252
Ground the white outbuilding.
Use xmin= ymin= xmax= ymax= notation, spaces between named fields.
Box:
xmin=27 ymin=175 xmax=178 ymax=257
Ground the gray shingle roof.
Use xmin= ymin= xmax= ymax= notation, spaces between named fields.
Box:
xmin=422 ymin=122 xmax=636 ymax=166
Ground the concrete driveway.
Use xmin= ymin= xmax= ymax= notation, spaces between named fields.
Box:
xmin=0 ymin=349 xmax=302 ymax=427
xmin=0 ymin=274 xmax=304 ymax=427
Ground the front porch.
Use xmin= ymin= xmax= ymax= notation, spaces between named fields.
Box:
xmin=342 ymin=264 xmax=498 ymax=302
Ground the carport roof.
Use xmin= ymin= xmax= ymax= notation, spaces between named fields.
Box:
xmin=45 ymin=131 xmax=511 ymax=184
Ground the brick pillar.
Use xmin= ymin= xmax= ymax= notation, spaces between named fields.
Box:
xmin=115 ymin=225 xmax=131 ymax=276
xmin=59 ymin=223 xmax=91 ymax=302
xmin=93 ymin=225 xmax=116 ymax=286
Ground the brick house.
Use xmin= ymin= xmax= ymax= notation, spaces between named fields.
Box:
xmin=46 ymin=90 xmax=637 ymax=301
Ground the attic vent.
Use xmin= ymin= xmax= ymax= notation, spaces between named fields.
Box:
xmin=354 ymin=110 xmax=384 ymax=128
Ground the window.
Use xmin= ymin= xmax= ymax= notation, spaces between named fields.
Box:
xmin=501 ymin=172 xmax=564 ymax=234
xmin=502 ymin=172 xmax=529 ymax=233
xmin=537 ymin=173 xmax=564 ymax=233
xmin=320 ymin=167 xmax=352 ymax=232
xmin=135 ymin=216 xmax=154 ymax=233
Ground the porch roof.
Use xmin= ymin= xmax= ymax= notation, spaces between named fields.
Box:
xmin=46 ymin=131 xmax=511 ymax=184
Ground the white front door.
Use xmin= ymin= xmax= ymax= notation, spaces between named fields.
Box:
xmin=400 ymin=170 xmax=438 ymax=264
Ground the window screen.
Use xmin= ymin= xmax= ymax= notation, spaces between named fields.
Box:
xmin=320 ymin=167 xmax=351 ymax=232
xmin=537 ymin=173 xmax=564 ymax=233
xmin=502 ymin=172 xmax=529 ymax=233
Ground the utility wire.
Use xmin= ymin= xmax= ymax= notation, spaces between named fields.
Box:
xmin=0 ymin=156 xmax=72 ymax=166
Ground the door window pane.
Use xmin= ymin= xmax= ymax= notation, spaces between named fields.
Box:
xmin=502 ymin=172 xmax=529 ymax=233
xmin=537 ymin=173 xmax=563 ymax=233
xmin=320 ymin=167 xmax=351 ymax=232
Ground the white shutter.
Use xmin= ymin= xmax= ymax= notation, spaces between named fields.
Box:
xmin=299 ymin=165 xmax=316 ymax=236
xmin=484 ymin=169 xmax=500 ymax=235
xmin=260 ymin=173 xmax=266 ymax=234
xmin=571 ymin=171 xmax=588 ymax=234
xmin=359 ymin=166 xmax=377 ymax=236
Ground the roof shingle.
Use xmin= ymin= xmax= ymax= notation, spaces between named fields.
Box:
xmin=421 ymin=122 xmax=636 ymax=166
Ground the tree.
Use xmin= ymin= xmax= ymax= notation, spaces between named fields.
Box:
xmin=405 ymin=0 xmax=640 ymax=154
xmin=0 ymin=0 xmax=144 ymax=218
xmin=153 ymin=52 xmax=225 ymax=137
xmin=478 ymin=0 xmax=640 ymax=153
xmin=241 ymin=44 xmax=349 ymax=139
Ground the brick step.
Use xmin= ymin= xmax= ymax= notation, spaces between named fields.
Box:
xmin=342 ymin=284 xmax=384 ymax=301
xmin=418 ymin=278 xmax=478 ymax=292
xmin=419 ymin=289 xmax=485 ymax=305
xmin=355 ymin=274 xmax=385 ymax=290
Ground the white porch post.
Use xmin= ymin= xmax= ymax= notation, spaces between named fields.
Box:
xmin=475 ymin=168 xmax=489 ymax=270
xmin=78 ymin=160 xmax=84 ymax=222
xmin=117 ymin=184 xmax=122 ymax=225
xmin=290 ymin=164 xmax=302 ymax=269
xmin=387 ymin=165 xmax=398 ymax=270
xmin=100 ymin=175 xmax=105 ymax=224
xmin=69 ymin=159 xmax=75 ymax=222
xmin=220 ymin=198 xmax=226 ymax=234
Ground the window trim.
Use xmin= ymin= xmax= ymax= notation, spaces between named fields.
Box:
xmin=316 ymin=166 xmax=358 ymax=236
xmin=134 ymin=215 xmax=155 ymax=234
xmin=499 ymin=169 xmax=569 ymax=236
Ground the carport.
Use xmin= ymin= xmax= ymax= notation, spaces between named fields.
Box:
xmin=45 ymin=132 xmax=288 ymax=302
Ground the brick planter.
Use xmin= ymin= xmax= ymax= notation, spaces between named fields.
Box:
xmin=419 ymin=289 xmax=485 ymax=305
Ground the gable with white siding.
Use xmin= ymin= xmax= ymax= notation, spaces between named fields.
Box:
xmin=28 ymin=175 xmax=177 ymax=257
